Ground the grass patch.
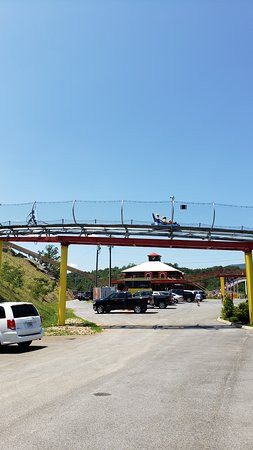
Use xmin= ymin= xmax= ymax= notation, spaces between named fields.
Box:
xmin=33 ymin=301 xmax=60 ymax=328
xmin=62 ymin=307 xmax=101 ymax=333
xmin=0 ymin=251 xmax=101 ymax=336
xmin=34 ymin=302 xmax=102 ymax=335
xmin=0 ymin=252 xmax=58 ymax=303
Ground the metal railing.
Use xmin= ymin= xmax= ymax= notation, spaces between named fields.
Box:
xmin=0 ymin=199 xmax=252 ymax=230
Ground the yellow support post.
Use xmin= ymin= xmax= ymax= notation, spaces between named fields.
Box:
xmin=0 ymin=240 xmax=3 ymax=270
xmin=58 ymin=244 xmax=68 ymax=326
xmin=220 ymin=276 xmax=225 ymax=300
xmin=245 ymin=251 xmax=253 ymax=326
xmin=0 ymin=240 xmax=3 ymax=271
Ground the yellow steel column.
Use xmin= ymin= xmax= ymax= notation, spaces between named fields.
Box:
xmin=220 ymin=276 xmax=225 ymax=300
xmin=0 ymin=240 xmax=3 ymax=270
xmin=58 ymin=244 xmax=68 ymax=326
xmin=245 ymin=251 xmax=253 ymax=326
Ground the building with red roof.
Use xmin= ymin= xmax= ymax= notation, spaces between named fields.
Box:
xmin=113 ymin=253 xmax=199 ymax=292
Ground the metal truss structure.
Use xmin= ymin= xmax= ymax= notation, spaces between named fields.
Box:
xmin=1 ymin=222 xmax=253 ymax=252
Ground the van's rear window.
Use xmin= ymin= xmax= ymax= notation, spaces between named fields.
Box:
xmin=0 ymin=306 xmax=6 ymax=319
xmin=11 ymin=304 xmax=39 ymax=318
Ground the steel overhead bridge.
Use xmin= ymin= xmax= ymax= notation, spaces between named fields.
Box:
xmin=1 ymin=222 xmax=253 ymax=252
xmin=1 ymin=197 xmax=253 ymax=325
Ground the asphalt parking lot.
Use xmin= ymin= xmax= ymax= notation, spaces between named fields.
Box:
xmin=68 ymin=297 xmax=224 ymax=328
xmin=1 ymin=299 xmax=253 ymax=450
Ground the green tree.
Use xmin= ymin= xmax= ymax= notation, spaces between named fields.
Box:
xmin=221 ymin=297 xmax=234 ymax=320
xmin=29 ymin=277 xmax=55 ymax=299
xmin=38 ymin=245 xmax=60 ymax=279
xmin=67 ymin=273 xmax=94 ymax=291
xmin=1 ymin=262 xmax=24 ymax=289
xmin=230 ymin=302 xmax=249 ymax=324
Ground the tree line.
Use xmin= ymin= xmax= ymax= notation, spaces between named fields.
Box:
xmin=38 ymin=245 xmax=244 ymax=293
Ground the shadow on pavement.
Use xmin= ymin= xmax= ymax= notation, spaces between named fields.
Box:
xmin=101 ymin=324 xmax=235 ymax=331
xmin=100 ymin=308 xmax=177 ymax=315
xmin=0 ymin=345 xmax=47 ymax=354
xmin=104 ymin=311 xmax=159 ymax=315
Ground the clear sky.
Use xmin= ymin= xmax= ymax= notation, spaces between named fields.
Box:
xmin=0 ymin=0 xmax=252 ymax=271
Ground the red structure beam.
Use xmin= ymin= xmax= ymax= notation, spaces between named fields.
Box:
xmin=186 ymin=271 xmax=246 ymax=281
xmin=1 ymin=235 xmax=253 ymax=252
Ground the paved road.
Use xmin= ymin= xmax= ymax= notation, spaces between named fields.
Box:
xmin=70 ymin=298 xmax=223 ymax=328
xmin=1 ymin=299 xmax=253 ymax=450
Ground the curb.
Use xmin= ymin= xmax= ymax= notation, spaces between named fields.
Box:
xmin=217 ymin=317 xmax=253 ymax=331
xmin=217 ymin=317 xmax=230 ymax=324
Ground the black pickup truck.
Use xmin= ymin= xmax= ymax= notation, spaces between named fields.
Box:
xmin=93 ymin=291 xmax=148 ymax=314
xmin=170 ymin=289 xmax=205 ymax=302
xmin=133 ymin=290 xmax=174 ymax=309
xmin=183 ymin=290 xmax=205 ymax=302
xmin=150 ymin=293 xmax=174 ymax=309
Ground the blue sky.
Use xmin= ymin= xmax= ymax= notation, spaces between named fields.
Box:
xmin=0 ymin=0 xmax=252 ymax=270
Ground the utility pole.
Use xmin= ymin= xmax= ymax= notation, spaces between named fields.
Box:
xmin=95 ymin=245 xmax=101 ymax=287
xmin=170 ymin=195 xmax=175 ymax=222
xmin=108 ymin=245 xmax=113 ymax=287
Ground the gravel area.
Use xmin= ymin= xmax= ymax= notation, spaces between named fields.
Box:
xmin=45 ymin=318 xmax=99 ymax=336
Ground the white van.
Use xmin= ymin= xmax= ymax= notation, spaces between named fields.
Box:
xmin=0 ymin=302 xmax=43 ymax=350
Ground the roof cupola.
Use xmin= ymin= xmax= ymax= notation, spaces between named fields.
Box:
xmin=148 ymin=253 xmax=161 ymax=262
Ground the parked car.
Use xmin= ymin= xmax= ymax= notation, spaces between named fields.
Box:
xmin=76 ymin=291 xmax=93 ymax=301
xmin=133 ymin=290 xmax=174 ymax=308
xmin=193 ymin=290 xmax=206 ymax=300
xmin=183 ymin=290 xmax=205 ymax=302
xmin=167 ymin=288 xmax=196 ymax=303
xmin=0 ymin=302 xmax=43 ymax=350
xmin=183 ymin=290 xmax=206 ymax=302
xmin=150 ymin=292 xmax=174 ymax=308
xmin=170 ymin=292 xmax=184 ymax=303
xmin=93 ymin=291 xmax=148 ymax=314
xmin=152 ymin=291 xmax=168 ymax=296
xmin=183 ymin=290 xmax=196 ymax=302
xmin=170 ymin=288 xmax=184 ymax=296
xmin=133 ymin=290 xmax=153 ymax=300
xmin=165 ymin=289 xmax=184 ymax=303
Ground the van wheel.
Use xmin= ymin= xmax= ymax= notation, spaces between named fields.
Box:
xmin=186 ymin=297 xmax=192 ymax=303
xmin=18 ymin=341 xmax=32 ymax=350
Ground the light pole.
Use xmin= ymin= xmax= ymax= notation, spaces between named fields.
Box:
xmin=95 ymin=245 xmax=101 ymax=287
xmin=108 ymin=245 xmax=113 ymax=287
xmin=170 ymin=195 xmax=175 ymax=222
